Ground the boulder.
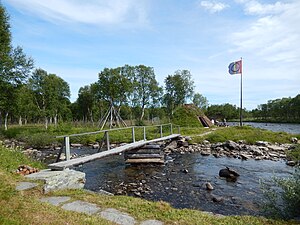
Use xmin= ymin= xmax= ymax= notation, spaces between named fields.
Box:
xmin=219 ymin=167 xmax=240 ymax=179
xmin=26 ymin=169 xmax=85 ymax=193
xmin=223 ymin=140 xmax=238 ymax=150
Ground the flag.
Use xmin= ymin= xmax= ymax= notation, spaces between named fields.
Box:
xmin=228 ymin=60 xmax=242 ymax=75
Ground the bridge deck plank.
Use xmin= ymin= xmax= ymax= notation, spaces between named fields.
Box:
xmin=48 ymin=134 xmax=180 ymax=170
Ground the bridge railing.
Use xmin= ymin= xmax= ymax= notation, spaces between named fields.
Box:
xmin=55 ymin=123 xmax=180 ymax=161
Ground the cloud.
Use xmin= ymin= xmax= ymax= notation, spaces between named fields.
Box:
xmin=230 ymin=0 xmax=300 ymax=63
xmin=236 ymin=0 xmax=288 ymax=15
xmin=4 ymin=0 xmax=148 ymax=27
xmin=198 ymin=1 xmax=229 ymax=13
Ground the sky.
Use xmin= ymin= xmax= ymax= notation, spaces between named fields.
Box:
xmin=2 ymin=0 xmax=300 ymax=110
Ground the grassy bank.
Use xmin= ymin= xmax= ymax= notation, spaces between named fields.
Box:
xmin=2 ymin=123 xmax=299 ymax=149
xmin=189 ymin=126 xmax=300 ymax=144
xmin=0 ymin=142 xmax=298 ymax=224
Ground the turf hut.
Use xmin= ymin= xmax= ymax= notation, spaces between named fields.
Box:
xmin=171 ymin=104 xmax=213 ymax=127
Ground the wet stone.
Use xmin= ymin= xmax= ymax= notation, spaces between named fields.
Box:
xmin=40 ymin=196 xmax=71 ymax=206
xmin=61 ymin=200 xmax=100 ymax=215
xmin=100 ymin=208 xmax=136 ymax=225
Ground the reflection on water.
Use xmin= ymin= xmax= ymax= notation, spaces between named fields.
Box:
xmin=228 ymin=122 xmax=300 ymax=134
xmin=75 ymin=152 xmax=294 ymax=216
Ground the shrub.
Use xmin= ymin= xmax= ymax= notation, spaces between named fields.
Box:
xmin=26 ymin=133 xmax=55 ymax=148
xmin=261 ymin=168 xmax=300 ymax=219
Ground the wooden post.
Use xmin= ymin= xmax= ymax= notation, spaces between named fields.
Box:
xmin=143 ymin=126 xmax=146 ymax=140
xmin=160 ymin=125 xmax=163 ymax=138
xmin=178 ymin=126 xmax=180 ymax=134
xmin=132 ymin=127 xmax=135 ymax=142
xmin=106 ymin=131 xmax=110 ymax=150
xmin=170 ymin=123 xmax=173 ymax=134
xmin=64 ymin=136 xmax=70 ymax=161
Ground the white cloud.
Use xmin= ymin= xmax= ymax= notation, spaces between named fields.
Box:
xmin=230 ymin=1 xmax=300 ymax=63
xmin=4 ymin=0 xmax=148 ymax=27
xmin=198 ymin=1 xmax=229 ymax=13
xmin=240 ymin=0 xmax=288 ymax=15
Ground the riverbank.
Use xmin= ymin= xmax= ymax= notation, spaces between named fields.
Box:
xmin=1 ymin=144 xmax=296 ymax=224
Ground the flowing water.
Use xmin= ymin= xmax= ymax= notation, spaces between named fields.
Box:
xmin=75 ymin=152 xmax=294 ymax=216
xmin=71 ymin=122 xmax=298 ymax=216
xmin=228 ymin=122 xmax=300 ymax=134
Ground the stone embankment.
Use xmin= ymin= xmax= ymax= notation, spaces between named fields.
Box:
xmin=164 ymin=137 xmax=299 ymax=166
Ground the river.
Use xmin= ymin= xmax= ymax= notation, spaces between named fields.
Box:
xmin=75 ymin=151 xmax=295 ymax=216
xmin=72 ymin=122 xmax=298 ymax=216
xmin=228 ymin=122 xmax=300 ymax=134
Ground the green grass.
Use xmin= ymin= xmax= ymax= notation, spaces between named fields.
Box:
xmin=191 ymin=126 xmax=300 ymax=144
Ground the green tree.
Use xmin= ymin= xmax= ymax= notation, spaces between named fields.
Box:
xmin=132 ymin=65 xmax=162 ymax=120
xmin=163 ymin=70 xmax=194 ymax=116
xmin=0 ymin=4 xmax=34 ymax=129
xmin=193 ymin=93 xmax=208 ymax=111
xmin=28 ymin=69 xmax=70 ymax=129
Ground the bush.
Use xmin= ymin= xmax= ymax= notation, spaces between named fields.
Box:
xmin=261 ymin=168 xmax=300 ymax=219
xmin=26 ymin=133 xmax=55 ymax=148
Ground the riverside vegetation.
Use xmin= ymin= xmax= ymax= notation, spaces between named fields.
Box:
xmin=1 ymin=124 xmax=300 ymax=224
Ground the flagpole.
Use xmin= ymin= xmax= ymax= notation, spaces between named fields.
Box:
xmin=240 ymin=57 xmax=243 ymax=127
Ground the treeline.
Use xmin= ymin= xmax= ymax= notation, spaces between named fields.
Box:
xmin=206 ymin=95 xmax=300 ymax=123
xmin=252 ymin=95 xmax=300 ymax=123
xmin=1 ymin=4 xmax=212 ymax=130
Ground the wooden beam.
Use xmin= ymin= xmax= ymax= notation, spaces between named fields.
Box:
xmin=48 ymin=134 xmax=180 ymax=170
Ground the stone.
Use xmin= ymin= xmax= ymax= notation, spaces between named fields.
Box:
xmin=141 ymin=220 xmax=164 ymax=225
xmin=70 ymin=143 xmax=83 ymax=148
xmin=212 ymin=195 xmax=224 ymax=203
xmin=223 ymin=140 xmax=238 ymax=150
xmin=268 ymin=145 xmax=285 ymax=152
xmin=185 ymin=136 xmax=192 ymax=141
xmin=181 ymin=169 xmax=189 ymax=173
xmin=15 ymin=182 xmax=38 ymax=191
xmin=240 ymin=154 xmax=251 ymax=160
xmin=205 ymin=182 xmax=214 ymax=190
xmin=219 ymin=167 xmax=239 ymax=179
xmin=62 ymin=200 xmax=100 ymax=215
xmin=286 ymin=161 xmax=296 ymax=166
xmin=26 ymin=169 xmax=85 ymax=193
xmin=202 ymin=140 xmax=210 ymax=145
xmin=100 ymin=208 xmax=136 ymax=225
xmin=255 ymin=141 xmax=269 ymax=146
xmin=40 ymin=196 xmax=71 ymax=206
xmin=291 ymin=137 xmax=298 ymax=143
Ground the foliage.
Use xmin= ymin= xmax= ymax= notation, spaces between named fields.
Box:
xmin=260 ymin=168 xmax=300 ymax=220
xmin=132 ymin=65 xmax=162 ymax=120
xmin=0 ymin=4 xmax=34 ymax=130
xmin=28 ymin=68 xmax=71 ymax=128
xmin=193 ymin=93 xmax=208 ymax=111
xmin=207 ymin=103 xmax=240 ymax=120
xmin=163 ymin=70 xmax=195 ymax=116
xmin=253 ymin=94 xmax=300 ymax=123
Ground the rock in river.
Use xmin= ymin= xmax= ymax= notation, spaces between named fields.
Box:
xmin=219 ymin=167 xmax=240 ymax=179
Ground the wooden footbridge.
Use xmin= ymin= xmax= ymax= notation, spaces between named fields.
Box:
xmin=48 ymin=124 xmax=180 ymax=171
